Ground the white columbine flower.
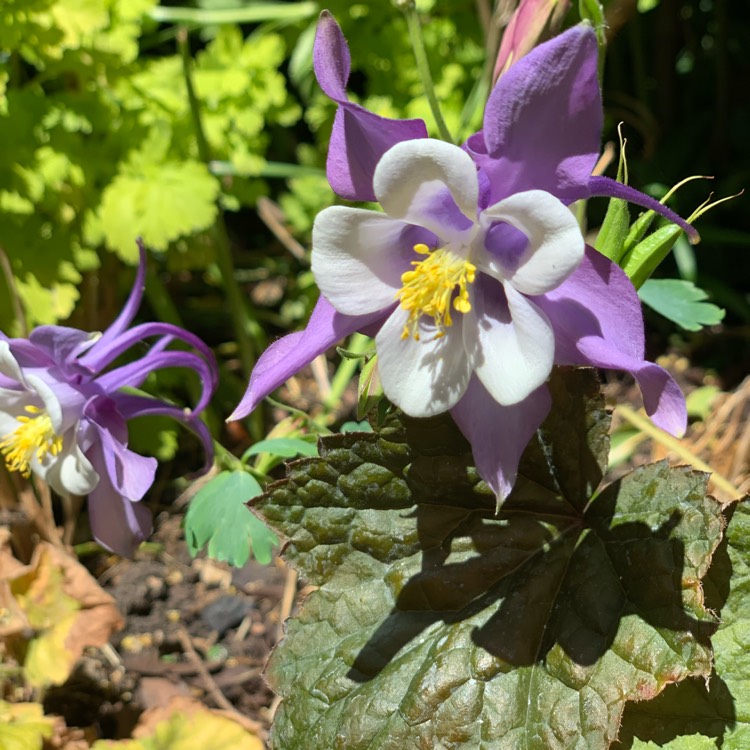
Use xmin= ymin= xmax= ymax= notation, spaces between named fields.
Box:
xmin=311 ymin=138 xmax=585 ymax=417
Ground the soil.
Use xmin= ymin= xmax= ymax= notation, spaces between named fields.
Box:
xmin=43 ymin=511 xmax=292 ymax=746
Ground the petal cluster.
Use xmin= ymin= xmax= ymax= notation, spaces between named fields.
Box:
xmin=0 ymin=244 xmax=217 ymax=556
xmin=312 ymin=138 xmax=584 ymax=417
xmin=232 ymin=12 xmax=689 ymax=502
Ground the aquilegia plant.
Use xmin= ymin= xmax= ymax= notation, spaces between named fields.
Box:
xmin=0 ymin=243 xmax=216 ymax=556
xmin=228 ymin=8 xmax=743 ymax=750
xmin=233 ymin=13 xmax=691 ymax=499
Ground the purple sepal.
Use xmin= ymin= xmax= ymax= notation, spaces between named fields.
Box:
xmin=537 ymin=247 xmax=687 ymax=436
xmin=113 ymin=392 xmax=215 ymax=475
xmin=80 ymin=322 xmax=217 ymax=386
xmin=85 ymin=398 xmax=157 ymax=503
xmin=474 ymin=25 xmax=601 ymax=205
xmin=86 ymin=437 xmax=153 ymax=557
xmin=231 ymin=296 xmax=385 ymax=420
xmin=97 ymin=349 xmax=216 ymax=415
xmin=586 ymin=176 xmax=700 ymax=243
xmin=84 ymin=398 xmax=156 ymax=557
xmin=29 ymin=326 xmax=95 ymax=365
xmin=451 ymin=378 xmax=552 ymax=501
xmin=314 ymin=11 xmax=427 ymax=201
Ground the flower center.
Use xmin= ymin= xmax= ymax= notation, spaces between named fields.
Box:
xmin=0 ymin=405 xmax=63 ymax=477
xmin=396 ymin=243 xmax=476 ymax=341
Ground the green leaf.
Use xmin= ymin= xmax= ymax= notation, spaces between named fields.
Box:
xmin=685 ymin=386 xmax=720 ymax=420
xmin=621 ymin=224 xmax=682 ymax=288
xmin=340 ymin=421 xmax=373 ymax=433
xmin=98 ymin=158 xmax=220 ymax=262
xmin=184 ymin=471 xmax=279 ymax=567
xmin=241 ymin=437 xmax=319 ymax=462
xmin=619 ymin=500 xmax=750 ymax=748
xmin=596 ymin=195 xmax=630 ymax=262
xmin=639 ymin=279 xmax=725 ymax=331
xmin=255 ymin=369 xmax=723 ymax=749
xmin=595 ymin=128 xmax=630 ymax=263
xmin=0 ymin=701 xmax=56 ymax=750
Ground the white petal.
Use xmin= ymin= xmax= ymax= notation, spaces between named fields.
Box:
xmin=25 ymin=374 xmax=65 ymax=433
xmin=0 ymin=342 xmax=28 ymax=386
xmin=312 ymin=207 xmax=414 ymax=315
xmin=376 ymin=307 xmax=472 ymax=418
xmin=479 ymin=190 xmax=583 ymax=295
xmin=39 ymin=437 xmax=99 ymax=496
xmin=26 ymin=374 xmax=86 ymax=434
xmin=373 ymin=139 xmax=479 ymax=242
xmin=466 ymin=282 xmax=554 ymax=405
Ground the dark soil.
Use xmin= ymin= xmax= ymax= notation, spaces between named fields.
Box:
xmin=45 ymin=511 xmax=290 ymax=745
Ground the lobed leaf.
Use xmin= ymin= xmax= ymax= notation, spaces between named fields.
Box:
xmin=184 ymin=471 xmax=279 ymax=567
xmin=619 ymin=500 xmax=750 ymax=748
xmin=638 ymin=279 xmax=725 ymax=332
xmin=256 ymin=369 xmax=723 ymax=749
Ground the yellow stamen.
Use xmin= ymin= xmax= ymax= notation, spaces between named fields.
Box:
xmin=396 ymin=243 xmax=476 ymax=340
xmin=0 ymin=405 xmax=62 ymax=477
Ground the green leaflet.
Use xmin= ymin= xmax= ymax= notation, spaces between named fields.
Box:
xmin=184 ymin=471 xmax=279 ymax=567
xmin=639 ymin=279 xmax=725 ymax=332
xmin=256 ymin=369 xmax=723 ymax=750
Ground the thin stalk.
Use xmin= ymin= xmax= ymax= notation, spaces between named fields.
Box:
xmin=401 ymin=2 xmax=454 ymax=143
xmin=616 ymin=404 xmax=741 ymax=499
xmin=176 ymin=27 xmax=263 ymax=380
xmin=0 ymin=246 xmax=27 ymax=336
xmin=150 ymin=2 xmax=317 ymax=26
xmin=323 ymin=334 xmax=372 ymax=412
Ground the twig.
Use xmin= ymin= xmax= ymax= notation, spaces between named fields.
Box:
xmin=177 ymin=627 xmax=264 ymax=733
xmin=310 ymin=354 xmax=332 ymax=402
xmin=256 ymin=197 xmax=308 ymax=263
xmin=61 ymin=492 xmax=83 ymax=548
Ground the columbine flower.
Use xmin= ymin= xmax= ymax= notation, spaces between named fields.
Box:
xmin=0 ymin=244 xmax=217 ymax=556
xmin=311 ymin=137 xmax=584 ymax=417
xmin=232 ymin=13 xmax=690 ymax=500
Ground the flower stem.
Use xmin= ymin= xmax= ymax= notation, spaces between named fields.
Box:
xmin=401 ymin=2 xmax=454 ymax=143
xmin=176 ymin=27 xmax=264 ymax=380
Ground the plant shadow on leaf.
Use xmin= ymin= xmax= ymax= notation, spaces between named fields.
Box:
xmin=616 ymin=504 xmax=738 ymax=748
xmin=349 ymin=457 xmax=716 ymax=681
xmin=257 ymin=368 xmax=725 ymax=749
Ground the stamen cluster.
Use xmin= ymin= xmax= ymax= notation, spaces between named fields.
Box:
xmin=396 ymin=243 xmax=476 ymax=340
xmin=0 ymin=405 xmax=62 ymax=477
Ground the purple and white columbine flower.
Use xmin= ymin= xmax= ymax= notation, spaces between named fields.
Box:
xmin=232 ymin=12 xmax=690 ymax=500
xmin=0 ymin=244 xmax=217 ymax=556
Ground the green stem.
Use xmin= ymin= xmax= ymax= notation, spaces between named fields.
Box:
xmin=323 ymin=334 xmax=372 ymax=411
xmin=176 ymin=27 xmax=263 ymax=381
xmin=149 ymin=2 xmax=317 ymax=26
xmin=402 ymin=2 xmax=454 ymax=143
xmin=177 ymin=26 xmax=266 ymax=440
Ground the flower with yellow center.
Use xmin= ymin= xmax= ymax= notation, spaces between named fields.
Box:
xmin=0 ymin=405 xmax=62 ymax=477
xmin=311 ymin=138 xmax=584 ymax=418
